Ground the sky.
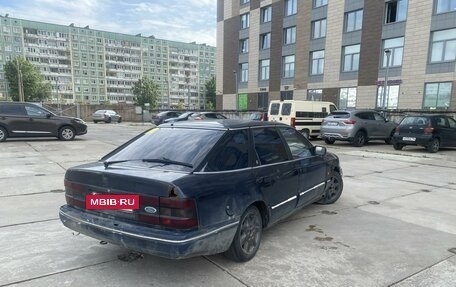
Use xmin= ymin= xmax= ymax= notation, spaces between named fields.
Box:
xmin=0 ymin=0 xmax=217 ymax=46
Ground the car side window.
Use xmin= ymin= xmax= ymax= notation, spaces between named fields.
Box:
xmin=25 ymin=106 xmax=47 ymax=117
xmin=448 ymin=117 xmax=456 ymax=128
xmin=436 ymin=117 xmax=449 ymax=128
xmin=252 ymin=127 xmax=289 ymax=165
xmin=373 ymin=113 xmax=385 ymax=121
xmin=278 ymin=127 xmax=312 ymax=159
xmin=0 ymin=105 xmax=26 ymax=116
xmin=203 ymin=130 xmax=249 ymax=172
xmin=216 ymin=114 xmax=226 ymax=119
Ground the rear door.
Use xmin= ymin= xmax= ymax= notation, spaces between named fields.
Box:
xmin=251 ymin=127 xmax=299 ymax=223
xmin=278 ymin=127 xmax=326 ymax=206
xmin=1 ymin=104 xmax=28 ymax=136
xmin=447 ymin=117 xmax=456 ymax=146
xmin=372 ymin=112 xmax=390 ymax=138
xmin=23 ymin=105 xmax=57 ymax=136
xmin=268 ymin=102 xmax=281 ymax=123
xmin=435 ymin=116 xmax=454 ymax=146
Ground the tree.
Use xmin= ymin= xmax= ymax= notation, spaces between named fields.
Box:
xmin=132 ymin=76 xmax=160 ymax=109
xmin=4 ymin=56 xmax=51 ymax=102
xmin=205 ymin=76 xmax=216 ymax=110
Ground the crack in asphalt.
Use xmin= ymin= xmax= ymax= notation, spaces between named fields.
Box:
xmin=0 ymin=218 xmax=60 ymax=229
xmin=388 ymin=254 xmax=456 ymax=286
xmin=202 ymin=256 xmax=250 ymax=287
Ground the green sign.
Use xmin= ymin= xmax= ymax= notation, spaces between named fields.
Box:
xmin=238 ymin=93 xmax=247 ymax=110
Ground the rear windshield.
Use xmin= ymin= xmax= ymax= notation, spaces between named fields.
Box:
xmin=270 ymin=103 xmax=280 ymax=115
xmin=329 ymin=111 xmax=350 ymax=118
xmin=106 ymin=127 xmax=225 ymax=171
xmin=400 ymin=117 xmax=430 ymax=126
xmin=95 ymin=110 xmax=106 ymax=114
xmin=281 ymin=103 xmax=292 ymax=116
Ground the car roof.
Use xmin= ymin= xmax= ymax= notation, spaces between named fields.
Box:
xmin=159 ymin=119 xmax=289 ymax=130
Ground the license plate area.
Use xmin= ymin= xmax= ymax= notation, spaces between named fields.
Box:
xmin=402 ymin=137 xmax=416 ymax=141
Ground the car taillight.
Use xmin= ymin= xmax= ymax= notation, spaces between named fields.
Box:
xmin=139 ymin=195 xmax=198 ymax=230
xmin=291 ymin=117 xmax=296 ymax=127
xmin=64 ymin=179 xmax=86 ymax=209
xmin=424 ymin=127 xmax=434 ymax=134
xmin=343 ymin=120 xmax=356 ymax=125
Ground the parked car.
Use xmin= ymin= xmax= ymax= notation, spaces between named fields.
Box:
xmin=59 ymin=120 xmax=343 ymax=262
xmin=151 ymin=111 xmax=182 ymax=125
xmin=320 ymin=110 xmax=397 ymax=147
xmin=392 ymin=115 xmax=456 ymax=153
xmin=0 ymin=101 xmax=87 ymax=142
xmin=92 ymin=110 xmax=122 ymax=123
xmin=163 ymin=111 xmax=195 ymax=123
xmin=189 ymin=112 xmax=227 ymax=120
xmin=249 ymin=112 xmax=268 ymax=121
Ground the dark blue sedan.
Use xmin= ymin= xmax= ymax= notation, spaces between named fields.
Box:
xmin=59 ymin=120 xmax=343 ymax=262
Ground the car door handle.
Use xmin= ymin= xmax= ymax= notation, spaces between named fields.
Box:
xmin=256 ymin=176 xmax=274 ymax=186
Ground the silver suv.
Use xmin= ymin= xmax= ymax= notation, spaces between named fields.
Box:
xmin=320 ymin=110 xmax=397 ymax=147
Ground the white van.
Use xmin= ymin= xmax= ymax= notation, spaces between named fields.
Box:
xmin=268 ymin=100 xmax=337 ymax=138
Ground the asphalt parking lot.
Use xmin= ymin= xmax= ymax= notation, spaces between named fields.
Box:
xmin=1 ymin=122 xmax=455 ymax=287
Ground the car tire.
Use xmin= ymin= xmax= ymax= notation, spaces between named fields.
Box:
xmin=317 ymin=171 xmax=343 ymax=205
xmin=352 ymin=131 xmax=366 ymax=147
xmin=93 ymin=120 xmax=98 ymax=124
xmin=427 ymin=138 xmax=440 ymax=153
xmin=117 ymin=118 xmax=122 ymax=123
xmin=105 ymin=117 xmax=111 ymax=123
xmin=224 ymin=205 xmax=262 ymax=262
xmin=0 ymin=126 xmax=7 ymax=142
xmin=385 ymin=130 xmax=395 ymax=145
xmin=58 ymin=126 xmax=76 ymax=141
xmin=324 ymin=138 xmax=336 ymax=145
xmin=393 ymin=142 xmax=405 ymax=150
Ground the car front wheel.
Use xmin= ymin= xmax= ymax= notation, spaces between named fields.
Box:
xmin=105 ymin=117 xmax=111 ymax=123
xmin=317 ymin=171 xmax=343 ymax=204
xmin=0 ymin=126 xmax=7 ymax=142
xmin=117 ymin=118 xmax=122 ymax=123
xmin=393 ymin=142 xmax=404 ymax=150
xmin=59 ymin=126 xmax=75 ymax=141
xmin=427 ymin=138 xmax=440 ymax=153
xmin=324 ymin=138 xmax=336 ymax=145
xmin=224 ymin=205 xmax=262 ymax=262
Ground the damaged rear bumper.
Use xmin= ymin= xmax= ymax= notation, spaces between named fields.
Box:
xmin=59 ymin=205 xmax=238 ymax=259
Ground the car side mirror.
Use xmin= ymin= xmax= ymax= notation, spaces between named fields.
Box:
xmin=46 ymin=113 xmax=52 ymax=119
xmin=314 ymin=146 xmax=327 ymax=156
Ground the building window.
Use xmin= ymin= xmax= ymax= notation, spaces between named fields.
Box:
xmin=314 ymin=0 xmax=328 ymax=8
xmin=383 ymin=37 xmax=404 ymax=67
xmin=260 ymin=33 xmax=271 ymax=49
xmin=280 ymin=91 xmax=294 ymax=100
xmin=343 ymin=44 xmax=360 ymax=72
xmin=261 ymin=6 xmax=272 ymax=23
xmin=240 ymin=63 xmax=249 ymax=82
xmin=258 ymin=93 xmax=269 ymax=109
xmin=283 ymin=26 xmax=296 ymax=45
xmin=285 ymin=0 xmax=297 ymax=16
xmin=436 ymin=0 xmax=456 ymax=14
xmin=240 ymin=38 xmax=249 ymax=53
xmin=385 ymin=0 xmax=408 ymax=23
xmin=377 ymin=85 xmax=400 ymax=109
xmin=430 ymin=28 xmax=456 ymax=62
xmin=345 ymin=10 xmax=363 ymax=32
xmin=259 ymin=59 xmax=270 ymax=80
xmin=312 ymin=19 xmax=327 ymax=39
xmin=423 ymin=82 xmax=452 ymax=109
xmin=307 ymin=89 xmax=323 ymax=101
xmin=310 ymin=50 xmax=325 ymax=75
xmin=339 ymin=88 xmax=357 ymax=109
xmin=241 ymin=0 xmax=250 ymax=4
xmin=241 ymin=13 xmax=250 ymax=29
xmin=283 ymin=55 xmax=295 ymax=78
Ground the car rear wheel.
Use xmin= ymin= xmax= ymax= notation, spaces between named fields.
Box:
xmin=427 ymin=138 xmax=440 ymax=153
xmin=0 ymin=126 xmax=7 ymax=142
xmin=224 ymin=205 xmax=262 ymax=262
xmin=352 ymin=131 xmax=366 ymax=147
xmin=105 ymin=117 xmax=111 ymax=123
xmin=93 ymin=120 xmax=98 ymax=124
xmin=317 ymin=171 xmax=343 ymax=204
xmin=59 ymin=126 xmax=75 ymax=141
xmin=324 ymin=138 xmax=335 ymax=145
xmin=393 ymin=142 xmax=405 ymax=150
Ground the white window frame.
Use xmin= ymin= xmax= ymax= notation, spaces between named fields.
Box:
xmin=241 ymin=13 xmax=250 ymax=29
xmin=259 ymin=59 xmax=270 ymax=81
xmin=423 ymin=82 xmax=452 ymax=109
xmin=436 ymin=0 xmax=456 ymax=14
xmin=312 ymin=19 xmax=326 ymax=39
xmin=240 ymin=38 xmax=249 ymax=54
xmin=343 ymin=44 xmax=360 ymax=72
xmin=311 ymin=50 xmax=325 ymax=75
xmin=345 ymin=10 xmax=363 ymax=32
xmin=283 ymin=55 xmax=295 ymax=78
xmin=430 ymin=28 xmax=456 ymax=62
xmin=284 ymin=26 xmax=296 ymax=45
xmin=260 ymin=33 xmax=271 ymax=50
xmin=285 ymin=0 xmax=297 ymax=16
xmin=261 ymin=6 xmax=272 ymax=23
xmin=240 ymin=63 xmax=249 ymax=82
xmin=383 ymin=37 xmax=404 ymax=67
xmin=314 ymin=0 xmax=328 ymax=8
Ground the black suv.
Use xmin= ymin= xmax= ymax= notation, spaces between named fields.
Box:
xmin=0 ymin=101 xmax=87 ymax=142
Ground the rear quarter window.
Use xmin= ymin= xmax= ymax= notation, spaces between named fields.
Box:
xmin=270 ymin=103 xmax=280 ymax=115
xmin=400 ymin=117 xmax=429 ymax=126
xmin=281 ymin=103 xmax=292 ymax=116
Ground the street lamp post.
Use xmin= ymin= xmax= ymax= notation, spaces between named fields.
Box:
xmin=233 ymin=69 xmax=238 ymax=110
xmin=382 ymin=49 xmax=391 ymax=109
xmin=16 ymin=58 xmax=24 ymax=102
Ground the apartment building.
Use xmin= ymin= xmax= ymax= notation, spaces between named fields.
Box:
xmin=0 ymin=16 xmax=216 ymax=108
xmin=217 ymin=0 xmax=456 ymax=111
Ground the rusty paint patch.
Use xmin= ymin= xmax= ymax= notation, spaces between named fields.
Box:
xmin=321 ymin=210 xmax=337 ymax=215
xmin=314 ymin=236 xmax=333 ymax=242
